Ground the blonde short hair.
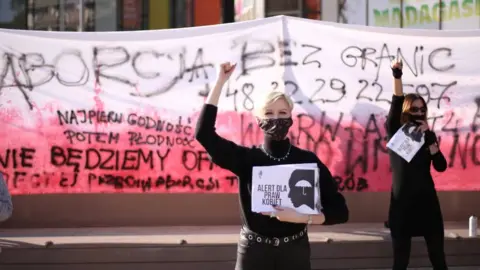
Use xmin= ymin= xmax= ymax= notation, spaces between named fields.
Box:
xmin=254 ymin=90 xmax=294 ymax=117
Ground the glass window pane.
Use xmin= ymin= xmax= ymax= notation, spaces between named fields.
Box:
xmin=0 ymin=0 xmax=27 ymax=29
xmin=29 ymin=0 xmax=60 ymax=30
xmin=266 ymin=10 xmax=301 ymax=17
xmin=64 ymin=0 xmax=80 ymax=31
xmin=266 ymin=0 xmax=299 ymax=13
xmin=304 ymin=0 xmax=321 ymax=20
xmin=122 ymin=0 xmax=143 ymax=30
xmin=84 ymin=0 xmax=95 ymax=31
xmin=58 ymin=0 xmax=94 ymax=32
xmin=342 ymin=0 xmax=367 ymax=25
xmin=94 ymin=0 xmax=116 ymax=31
xmin=173 ymin=0 xmax=193 ymax=28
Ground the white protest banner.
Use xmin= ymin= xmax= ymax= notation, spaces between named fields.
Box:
xmin=387 ymin=124 xmax=426 ymax=162
xmin=0 ymin=16 xmax=480 ymax=195
xmin=251 ymin=163 xmax=321 ymax=215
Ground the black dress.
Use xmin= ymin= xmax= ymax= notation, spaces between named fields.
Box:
xmin=385 ymin=95 xmax=447 ymax=238
xmin=195 ymin=104 xmax=349 ymax=270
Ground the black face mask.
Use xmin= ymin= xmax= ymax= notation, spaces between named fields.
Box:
xmin=258 ymin=118 xmax=293 ymax=141
xmin=407 ymin=114 xmax=425 ymax=124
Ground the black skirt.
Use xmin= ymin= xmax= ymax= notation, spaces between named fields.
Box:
xmin=388 ymin=190 xmax=444 ymax=238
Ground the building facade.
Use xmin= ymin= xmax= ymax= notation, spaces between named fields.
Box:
xmin=0 ymin=0 xmax=322 ymax=31
xmin=0 ymin=0 xmax=201 ymax=31
xmin=0 ymin=0 xmax=229 ymax=31
xmin=1 ymin=0 xmax=476 ymax=31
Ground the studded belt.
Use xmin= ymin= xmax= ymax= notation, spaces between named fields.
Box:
xmin=240 ymin=227 xmax=308 ymax=247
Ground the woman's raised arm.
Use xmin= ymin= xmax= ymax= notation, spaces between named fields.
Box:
xmin=195 ymin=62 xmax=249 ymax=175
xmin=386 ymin=59 xmax=405 ymax=137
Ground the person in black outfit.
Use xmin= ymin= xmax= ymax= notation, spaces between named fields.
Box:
xmin=195 ymin=62 xmax=349 ymax=270
xmin=386 ymin=59 xmax=448 ymax=270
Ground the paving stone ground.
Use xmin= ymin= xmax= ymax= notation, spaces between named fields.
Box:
xmin=363 ymin=267 xmax=479 ymax=270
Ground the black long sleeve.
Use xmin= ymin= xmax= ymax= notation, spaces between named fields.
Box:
xmin=431 ymin=151 xmax=447 ymax=172
xmin=386 ymin=95 xmax=405 ymax=137
xmin=195 ymin=104 xmax=348 ymax=236
xmin=194 ymin=104 xmax=249 ymax=175
xmin=425 ymin=131 xmax=447 ymax=172
xmin=317 ymin=159 xmax=349 ymax=225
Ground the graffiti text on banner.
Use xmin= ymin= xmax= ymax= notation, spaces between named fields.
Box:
xmin=0 ymin=16 xmax=479 ymax=194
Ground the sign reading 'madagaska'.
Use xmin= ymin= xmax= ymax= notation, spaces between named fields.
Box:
xmin=371 ymin=0 xmax=480 ymax=28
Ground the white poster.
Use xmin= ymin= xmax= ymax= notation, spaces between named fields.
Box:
xmin=386 ymin=124 xmax=426 ymax=162
xmin=251 ymin=163 xmax=321 ymax=215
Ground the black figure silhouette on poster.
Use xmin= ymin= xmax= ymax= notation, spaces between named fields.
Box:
xmin=401 ymin=122 xmax=423 ymax=143
xmin=287 ymin=169 xmax=316 ymax=210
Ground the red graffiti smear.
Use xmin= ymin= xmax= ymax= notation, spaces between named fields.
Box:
xmin=0 ymin=104 xmax=480 ymax=194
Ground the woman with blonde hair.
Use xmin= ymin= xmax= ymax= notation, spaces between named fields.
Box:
xmin=195 ymin=62 xmax=349 ymax=270
xmin=386 ymin=59 xmax=448 ymax=270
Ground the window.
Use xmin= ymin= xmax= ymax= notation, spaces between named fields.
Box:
xmin=28 ymin=0 xmax=60 ymax=30
xmin=63 ymin=0 xmax=95 ymax=31
xmin=27 ymin=0 xmax=95 ymax=31
xmin=265 ymin=0 xmax=321 ymax=19
xmin=0 ymin=0 xmax=27 ymax=29
xmin=171 ymin=0 xmax=194 ymax=28
xmin=120 ymin=0 xmax=145 ymax=30
xmin=94 ymin=0 xmax=117 ymax=31
xmin=266 ymin=0 xmax=301 ymax=17
xmin=304 ymin=0 xmax=321 ymax=20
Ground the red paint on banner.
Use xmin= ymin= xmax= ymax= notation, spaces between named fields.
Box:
xmin=0 ymin=103 xmax=480 ymax=194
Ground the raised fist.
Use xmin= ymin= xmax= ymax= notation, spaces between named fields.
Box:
xmin=391 ymin=58 xmax=403 ymax=70
xmin=391 ymin=58 xmax=403 ymax=79
xmin=218 ymin=62 xmax=236 ymax=82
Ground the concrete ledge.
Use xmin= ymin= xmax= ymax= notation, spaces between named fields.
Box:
xmin=0 ymin=222 xmax=477 ymax=245
xmin=3 ymin=191 xmax=479 ymax=228
xmin=0 ymin=223 xmax=479 ymax=270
